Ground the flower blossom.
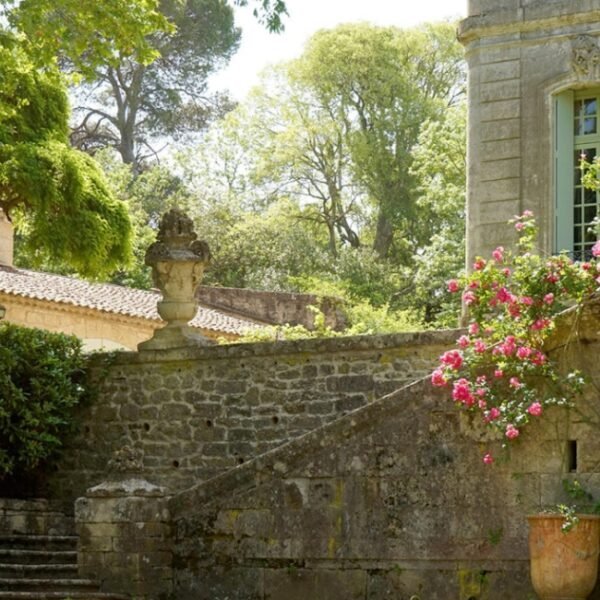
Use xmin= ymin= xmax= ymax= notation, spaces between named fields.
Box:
xmin=527 ymin=402 xmax=543 ymax=417
xmin=440 ymin=350 xmax=463 ymax=370
xmin=494 ymin=369 xmax=503 ymax=378
xmin=473 ymin=258 xmax=486 ymax=271
xmin=496 ymin=287 xmax=515 ymax=304
xmin=505 ymin=424 xmax=520 ymax=439
xmin=452 ymin=378 xmax=474 ymax=406
xmin=515 ymin=222 xmax=525 ymax=232
xmin=468 ymin=322 xmax=480 ymax=335
xmin=531 ymin=318 xmax=551 ymax=331
xmin=483 ymin=453 xmax=494 ymax=465
xmin=457 ymin=335 xmax=470 ymax=348
xmin=431 ymin=369 xmax=448 ymax=387
xmin=509 ymin=376 xmax=523 ymax=389
xmin=492 ymin=246 xmax=504 ymax=263
xmin=516 ymin=346 xmax=532 ymax=360
xmin=592 ymin=241 xmax=600 ymax=258
xmin=520 ymin=296 xmax=533 ymax=306
xmin=544 ymin=293 xmax=555 ymax=305
xmin=447 ymin=279 xmax=460 ymax=293
xmin=489 ymin=407 xmax=501 ymax=420
xmin=463 ymin=291 xmax=477 ymax=305
xmin=474 ymin=339 xmax=487 ymax=353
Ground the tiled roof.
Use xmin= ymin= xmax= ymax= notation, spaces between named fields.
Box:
xmin=0 ymin=265 xmax=259 ymax=336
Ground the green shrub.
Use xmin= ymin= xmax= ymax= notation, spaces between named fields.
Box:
xmin=0 ymin=323 xmax=88 ymax=478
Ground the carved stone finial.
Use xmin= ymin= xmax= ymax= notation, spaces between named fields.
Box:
xmin=572 ymin=35 xmax=600 ymax=79
xmin=107 ymin=445 xmax=144 ymax=476
xmin=138 ymin=209 xmax=213 ymax=351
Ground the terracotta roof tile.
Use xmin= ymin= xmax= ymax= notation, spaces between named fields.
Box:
xmin=0 ymin=266 xmax=259 ymax=336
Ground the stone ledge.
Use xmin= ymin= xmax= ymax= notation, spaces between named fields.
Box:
xmin=88 ymin=329 xmax=462 ymax=367
xmin=459 ymin=4 xmax=600 ymax=44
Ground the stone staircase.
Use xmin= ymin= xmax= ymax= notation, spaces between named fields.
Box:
xmin=0 ymin=498 xmax=128 ymax=599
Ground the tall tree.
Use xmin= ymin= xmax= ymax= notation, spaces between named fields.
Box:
xmin=71 ymin=0 xmax=240 ymax=167
xmin=70 ymin=0 xmax=288 ymax=169
xmin=295 ymin=22 xmax=465 ymax=260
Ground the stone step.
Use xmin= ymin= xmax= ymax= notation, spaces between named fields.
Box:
xmin=0 ymin=549 xmax=77 ymax=565
xmin=0 ymin=500 xmax=75 ymax=537
xmin=0 ymin=578 xmax=98 ymax=592
xmin=0 ymin=536 xmax=77 ymax=551
xmin=0 ymin=593 xmax=129 ymax=599
xmin=0 ymin=563 xmax=78 ymax=579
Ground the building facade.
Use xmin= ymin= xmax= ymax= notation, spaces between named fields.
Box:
xmin=459 ymin=0 xmax=600 ymax=265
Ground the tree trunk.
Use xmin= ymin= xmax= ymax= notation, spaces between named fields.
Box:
xmin=372 ymin=212 xmax=394 ymax=258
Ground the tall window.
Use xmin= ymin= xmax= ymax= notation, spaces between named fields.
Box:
xmin=555 ymin=89 xmax=600 ymax=260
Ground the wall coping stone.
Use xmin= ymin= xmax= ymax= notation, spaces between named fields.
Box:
xmin=89 ymin=329 xmax=462 ymax=367
xmin=85 ymin=477 xmax=167 ymax=498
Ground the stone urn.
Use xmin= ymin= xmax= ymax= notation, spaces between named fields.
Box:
xmin=528 ymin=514 xmax=600 ymax=600
xmin=138 ymin=209 xmax=213 ymax=350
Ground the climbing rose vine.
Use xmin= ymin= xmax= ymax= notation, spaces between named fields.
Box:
xmin=432 ymin=212 xmax=600 ymax=464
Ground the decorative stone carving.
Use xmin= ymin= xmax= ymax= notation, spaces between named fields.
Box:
xmin=108 ymin=445 xmax=144 ymax=476
xmin=138 ymin=209 xmax=213 ymax=350
xmin=572 ymin=35 xmax=600 ymax=79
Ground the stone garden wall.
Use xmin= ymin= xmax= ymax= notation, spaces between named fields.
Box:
xmin=44 ymin=330 xmax=457 ymax=506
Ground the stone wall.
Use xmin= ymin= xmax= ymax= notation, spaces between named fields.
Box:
xmin=43 ymin=330 xmax=456 ymax=507
xmin=167 ymin=303 xmax=600 ymax=599
xmin=168 ymin=374 xmax=600 ymax=600
xmin=197 ymin=286 xmax=347 ymax=330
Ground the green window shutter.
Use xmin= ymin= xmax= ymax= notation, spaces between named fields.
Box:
xmin=555 ymin=90 xmax=574 ymax=254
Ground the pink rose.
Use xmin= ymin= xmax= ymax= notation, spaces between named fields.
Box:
xmin=474 ymin=339 xmax=487 ymax=353
xmin=431 ymin=369 xmax=448 ymax=387
xmin=488 ymin=407 xmax=501 ymax=420
xmin=440 ymin=350 xmax=463 ymax=370
xmin=447 ymin=279 xmax=460 ymax=293
xmin=527 ymin=402 xmax=543 ymax=417
xmin=473 ymin=258 xmax=486 ymax=271
xmin=483 ymin=453 xmax=494 ymax=465
xmin=516 ymin=346 xmax=532 ymax=360
xmin=522 ymin=210 xmax=533 ymax=217
xmin=509 ymin=376 xmax=523 ymax=389
xmin=492 ymin=246 xmax=504 ymax=263
xmin=544 ymin=293 xmax=554 ymax=305
xmin=457 ymin=335 xmax=470 ymax=348
xmin=520 ymin=296 xmax=533 ymax=306
xmin=592 ymin=241 xmax=600 ymax=257
xmin=494 ymin=369 xmax=503 ymax=378
xmin=505 ymin=424 xmax=520 ymax=439
xmin=468 ymin=322 xmax=480 ymax=335
xmin=546 ymin=273 xmax=559 ymax=284
xmin=463 ymin=291 xmax=477 ymax=305
xmin=515 ymin=222 xmax=525 ymax=232
xmin=452 ymin=378 xmax=474 ymax=406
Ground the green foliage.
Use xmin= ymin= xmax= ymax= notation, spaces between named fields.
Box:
xmin=409 ymin=103 xmax=466 ymax=326
xmin=0 ymin=323 xmax=88 ymax=478
xmin=0 ymin=34 xmax=132 ymax=277
xmin=72 ymin=0 xmax=242 ymax=167
xmin=3 ymin=0 xmax=170 ymax=78
xmin=295 ymin=22 xmax=465 ymax=259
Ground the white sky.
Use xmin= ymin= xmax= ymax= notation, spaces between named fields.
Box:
xmin=211 ymin=0 xmax=468 ymax=100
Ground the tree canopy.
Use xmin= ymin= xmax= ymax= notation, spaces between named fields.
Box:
xmin=0 ymin=37 xmax=131 ymax=276
xmin=71 ymin=0 xmax=242 ymax=167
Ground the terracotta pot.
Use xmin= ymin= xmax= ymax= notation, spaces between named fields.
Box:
xmin=528 ymin=514 xmax=600 ymax=600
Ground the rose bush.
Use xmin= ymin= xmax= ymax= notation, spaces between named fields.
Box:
xmin=432 ymin=212 xmax=600 ymax=463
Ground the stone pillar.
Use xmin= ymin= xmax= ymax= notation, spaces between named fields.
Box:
xmin=138 ymin=209 xmax=212 ymax=351
xmin=75 ymin=447 xmax=173 ymax=600
xmin=0 ymin=209 xmax=13 ymax=267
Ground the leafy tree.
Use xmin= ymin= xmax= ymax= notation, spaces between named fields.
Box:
xmin=409 ymin=103 xmax=466 ymax=326
xmin=71 ymin=0 xmax=241 ymax=167
xmin=1 ymin=38 xmax=131 ymax=277
xmin=70 ymin=0 xmax=289 ymax=169
xmin=295 ymin=22 xmax=465 ymax=260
